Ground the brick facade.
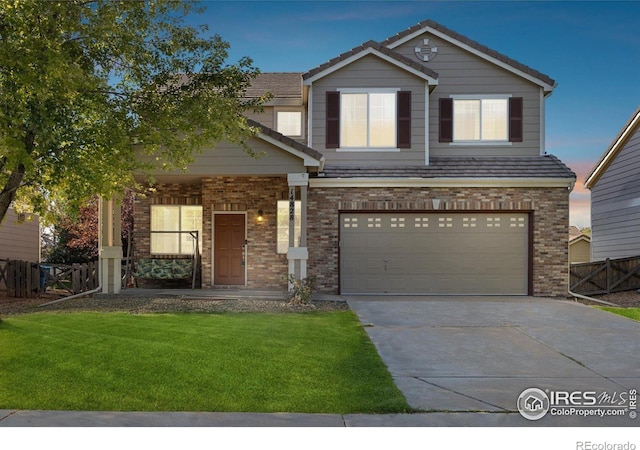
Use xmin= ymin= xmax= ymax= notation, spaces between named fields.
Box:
xmin=307 ymin=186 xmax=570 ymax=298
xmin=201 ymin=176 xmax=289 ymax=289
xmin=134 ymin=177 xmax=290 ymax=290
xmin=135 ymin=181 xmax=570 ymax=297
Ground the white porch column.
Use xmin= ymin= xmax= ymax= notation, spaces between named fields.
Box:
xmin=287 ymin=173 xmax=309 ymax=289
xmin=99 ymin=196 xmax=122 ymax=294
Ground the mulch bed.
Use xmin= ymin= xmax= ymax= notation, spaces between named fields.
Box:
xmin=0 ymin=292 xmax=349 ymax=316
xmin=2 ymin=290 xmax=638 ymax=317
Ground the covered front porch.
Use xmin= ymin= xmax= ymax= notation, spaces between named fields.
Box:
xmin=98 ymin=123 xmax=323 ymax=294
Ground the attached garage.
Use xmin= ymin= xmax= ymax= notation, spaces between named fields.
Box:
xmin=340 ymin=212 xmax=530 ymax=295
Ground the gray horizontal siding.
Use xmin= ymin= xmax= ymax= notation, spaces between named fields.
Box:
xmin=311 ymin=55 xmax=427 ymax=166
xmin=245 ymin=106 xmax=308 ymax=144
xmin=394 ymin=33 xmax=543 ymax=157
xmin=144 ymin=137 xmax=306 ymax=177
xmin=590 ymin=126 xmax=640 ymax=260
xmin=0 ymin=209 xmax=40 ymax=262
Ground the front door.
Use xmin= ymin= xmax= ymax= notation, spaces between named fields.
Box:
xmin=214 ymin=214 xmax=246 ymax=285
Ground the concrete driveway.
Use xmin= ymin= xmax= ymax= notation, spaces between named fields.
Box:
xmin=346 ymin=296 xmax=640 ymax=426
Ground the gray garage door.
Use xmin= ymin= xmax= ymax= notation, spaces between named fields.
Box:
xmin=340 ymin=212 xmax=529 ymax=295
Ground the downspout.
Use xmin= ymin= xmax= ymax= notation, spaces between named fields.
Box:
xmin=37 ymin=286 xmax=102 ymax=308
xmin=567 ymin=288 xmax=620 ymax=307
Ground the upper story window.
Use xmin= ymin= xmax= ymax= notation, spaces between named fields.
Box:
xmin=439 ymin=96 xmax=523 ymax=144
xmin=453 ymin=98 xmax=508 ymax=142
xmin=341 ymin=92 xmax=396 ymax=148
xmin=326 ymin=90 xmax=411 ymax=150
xmin=276 ymin=111 xmax=302 ymax=137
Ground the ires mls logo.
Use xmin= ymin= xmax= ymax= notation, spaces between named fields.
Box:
xmin=517 ymin=388 xmax=550 ymax=420
xmin=517 ymin=387 xmax=638 ymax=421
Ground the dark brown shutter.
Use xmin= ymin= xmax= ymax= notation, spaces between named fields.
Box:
xmin=326 ymin=91 xmax=340 ymax=148
xmin=397 ymin=91 xmax=411 ymax=148
xmin=439 ymin=97 xmax=453 ymax=143
xmin=509 ymin=97 xmax=523 ymax=142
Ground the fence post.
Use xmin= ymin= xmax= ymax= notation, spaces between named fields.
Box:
xmin=72 ymin=263 xmax=80 ymax=294
xmin=17 ymin=260 xmax=25 ymax=298
xmin=606 ymin=258 xmax=612 ymax=294
xmin=7 ymin=260 xmax=15 ymax=297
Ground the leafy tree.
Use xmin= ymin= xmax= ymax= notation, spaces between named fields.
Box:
xmin=0 ymin=0 xmax=266 ymax=224
xmin=44 ymin=191 xmax=134 ymax=264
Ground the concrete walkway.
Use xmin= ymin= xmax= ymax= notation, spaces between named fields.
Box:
xmin=346 ymin=296 xmax=640 ymax=427
xmin=1 ymin=409 xmax=634 ymax=427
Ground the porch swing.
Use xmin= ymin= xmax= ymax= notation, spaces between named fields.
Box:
xmin=125 ymin=230 xmax=200 ymax=289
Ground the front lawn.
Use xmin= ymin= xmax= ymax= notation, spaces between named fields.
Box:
xmin=598 ymin=307 xmax=640 ymax=322
xmin=0 ymin=311 xmax=410 ymax=413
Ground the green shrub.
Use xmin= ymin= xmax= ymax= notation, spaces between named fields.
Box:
xmin=287 ymin=274 xmax=315 ymax=305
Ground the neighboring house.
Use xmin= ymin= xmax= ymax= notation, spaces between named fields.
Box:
xmin=585 ymin=106 xmax=640 ymax=261
xmin=0 ymin=208 xmax=41 ymax=262
xmin=132 ymin=19 xmax=575 ymax=297
xmin=569 ymin=226 xmax=591 ymax=264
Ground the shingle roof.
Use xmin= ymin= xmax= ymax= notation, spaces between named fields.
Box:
xmin=302 ymin=40 xmax=439 ymax=82
xmin=381 ymin=19 xmax=556 ymax=88
xmin=317 ymin=155 xmax=575 ymax=179
xmin=246 ymin=118 xmax=323 ymax=162
xmin=245 ymin=73 xmax=303 ymax=99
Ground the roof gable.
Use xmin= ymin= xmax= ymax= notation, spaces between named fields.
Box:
xmin=302 ymin=40 xmax=438 ymax=86
xmin=585 ymin=106 xmax=640 ymax=189
xmin=246 ymin=118 xmax=324 ymax=167
xmin=381 ymin=19 xmax=556 ymax=93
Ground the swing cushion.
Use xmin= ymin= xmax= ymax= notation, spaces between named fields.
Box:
xmin=134 ymin=258 xmax=193 ymax=280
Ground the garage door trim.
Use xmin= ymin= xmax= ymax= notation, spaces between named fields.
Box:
xmin=338 ymin=210 xmax=533 ymax=296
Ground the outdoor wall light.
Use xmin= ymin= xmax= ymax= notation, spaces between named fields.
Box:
xmin=257 ymin=209 xmax=264 ymax=222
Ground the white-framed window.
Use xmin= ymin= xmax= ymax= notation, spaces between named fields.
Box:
xmin=276 ymin=111 xmax=303 ymax=137
xmin=150 ymin=205 xmax=203 ymax=255
xmin=340 ymin=90 xmax=397 ymax=148
xmin=276 ymin=200 xmax=301 ymax=254
xmin=452 ymin=96 xmax=509 ymax=142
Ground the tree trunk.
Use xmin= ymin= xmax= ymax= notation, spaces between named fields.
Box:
xmin=0 ymin=131 xmax=34 ymax=224
xmin=0 ymin=164 xmax=26 ymax=224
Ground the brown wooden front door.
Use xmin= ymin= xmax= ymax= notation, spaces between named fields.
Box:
xmin=214 ymin=214 xmax=245 ymax=285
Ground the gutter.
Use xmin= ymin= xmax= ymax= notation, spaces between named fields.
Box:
xmin=567 ymin=289 xmax=619 ymax=307
xmin=38 ymin=286 xmax=102 ymax=308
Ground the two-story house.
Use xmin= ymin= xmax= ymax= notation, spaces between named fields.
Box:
xmin=130 ymin=19 xmax=575 ymax=297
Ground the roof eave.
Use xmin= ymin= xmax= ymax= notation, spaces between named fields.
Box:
xmin=584 ymin=107 xmax=640 ymax=189
xmin=256 ymin=132 xmax=322 ymax=167
xmin=303 ymin=46 xmax=438 ymax=86
xmin=384 ymin=22 xmax=555 ymax=92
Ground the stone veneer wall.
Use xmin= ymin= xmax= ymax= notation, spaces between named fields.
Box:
xmin=307 ymin=186 xmax=570 ymax=298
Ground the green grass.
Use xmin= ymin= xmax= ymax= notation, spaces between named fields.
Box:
xmin=598 ymin=307 xmax=640 ymax=322
xmin=0 ymin=311 xmax=410 ymax=414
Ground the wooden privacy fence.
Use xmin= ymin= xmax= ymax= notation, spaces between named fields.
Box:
xmin=0 ymin=259 xmax=99 ymax=298
xmin=570 ymin=256 xmax=640 ymax=296
xmin=0 ymin=259 xmax=40 ymax=298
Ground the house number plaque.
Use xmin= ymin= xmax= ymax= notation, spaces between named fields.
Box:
xmin=289 ymin=188 xmax=295 ymax=222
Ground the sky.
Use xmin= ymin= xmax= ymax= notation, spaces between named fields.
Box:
xmin=190 ymin=0 xmax=640 ymax=227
